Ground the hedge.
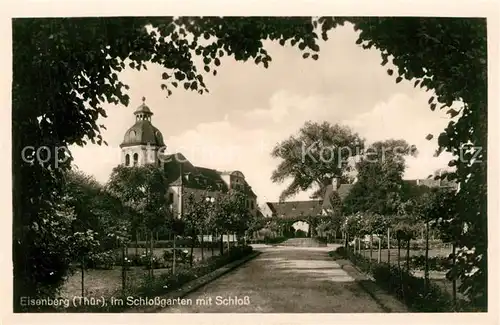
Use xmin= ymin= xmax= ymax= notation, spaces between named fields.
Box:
xmin=249 ymin=236 xmax=287 ymax=244
xmin=128 ymin=239 xmax=221 ymax=249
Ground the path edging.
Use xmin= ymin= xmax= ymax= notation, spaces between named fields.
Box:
xmin=130 ymin=250 xmax=261 ymax=312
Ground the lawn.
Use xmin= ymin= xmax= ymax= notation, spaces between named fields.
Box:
xmin=61 ymin=247 xmax=223 ymax=299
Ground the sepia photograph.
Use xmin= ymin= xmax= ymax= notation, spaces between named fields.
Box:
xmin=8 ymin=6 xmax=496 ymax=321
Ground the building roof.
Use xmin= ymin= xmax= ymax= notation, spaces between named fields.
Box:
xmin=161 ymin=153 xmax=230 ymax=192
xmin=134 ymin=103 xmax=153 ymax=115
xmin=322 ymin=183 xmax=354 ymax=208
xmin=120 ymin=120 xmax=165 ymax=148
xmin=266 ymin=200 xmax=323 ymax=220
xmin=267 ymin=176 xmax=458 ymax=220
xmin=120 ymin=98 xmax=164 ymax=148
xmin=134 ymin=97 xmax=153 ymax=115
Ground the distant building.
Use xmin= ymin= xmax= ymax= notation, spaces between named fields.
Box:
xmin=259 ymin=203 xmax=274 ymax=218
xmin=266 ymin=174 xmax=458 ymax=221
xmin=119 ymin=98 xmax=258 ymax=222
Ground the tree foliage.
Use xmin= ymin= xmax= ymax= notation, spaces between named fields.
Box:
xmin=213 ymin=190 xmax=253 ymax=236
xmin=271 ymin=121 xmax=364 ymax=200
xmin=343 ymin=139 xmax=416 ymax=215
xmin=107 ymin=164 xmax=168 ymax=231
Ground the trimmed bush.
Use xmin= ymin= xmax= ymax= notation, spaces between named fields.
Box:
xmin=410 ymin=255 xmax=452 ymax=271
xmin=86 ymin=251 xmax=116 ymax=270
xmin=162 ymin=249 xmax=190 ymax=264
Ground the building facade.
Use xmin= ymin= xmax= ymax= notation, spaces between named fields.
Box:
xmin=119 ymin=98 xmax=258 ymax=224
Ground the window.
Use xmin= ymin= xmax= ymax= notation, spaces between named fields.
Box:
xmin=251 ymin=200 xmax=254 ymax=210
xmin=168 ymin=193 xmax=174 ymax=204
xmin=133 ymin=153 xmax=139 ymax=166
xmin=125 ymin=154 xmax=130 ymax=166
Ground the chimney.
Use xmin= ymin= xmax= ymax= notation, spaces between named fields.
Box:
xmin=332 ymin=177 xmax=339 ymax=190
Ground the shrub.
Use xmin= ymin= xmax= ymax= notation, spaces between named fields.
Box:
xmin=138 ymin=245 xmax=254 ymax=297
xmin=86 ymin=251 xmax=116 ymax=270
xmin=335 ymin=247 xmax=455 ymax=312
xmin=295 ymin=230 xmax=307 ymax=238
xmin=126 ymin=254 xmax=144 ymax=267
xmin=133 ymin=252 xmax=166 ymax=270
xmin=371 ymin=263 xmax=454 ymax=312
xmin=162 ymin=249 xmax=190 ymax=264
xmin=316 ymin=237 xmax=328 ymax=244
xmin=410 ymin=255 xmax=452 ymax=271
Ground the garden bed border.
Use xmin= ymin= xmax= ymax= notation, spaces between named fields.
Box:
xmin=128 ymin=250 xmax=261 ymax=312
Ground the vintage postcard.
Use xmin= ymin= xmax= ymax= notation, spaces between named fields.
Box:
xmin=2 ymin=0 xmax=499 ymax=324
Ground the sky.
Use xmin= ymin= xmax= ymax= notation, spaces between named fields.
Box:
xmin=70 ymin=23 xmax=456 ymax=205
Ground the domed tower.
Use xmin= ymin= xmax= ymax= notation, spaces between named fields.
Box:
xmin=120 ymin=97 xmax=165 ymax=167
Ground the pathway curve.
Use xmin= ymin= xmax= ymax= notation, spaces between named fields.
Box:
xmin=160 ymin=245 xmax=385 ymax=313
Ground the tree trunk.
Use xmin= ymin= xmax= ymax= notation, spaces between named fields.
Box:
xmin=135 ymin=230 xmax=139 ymax=256
xmin=121 ymin=245 xmax=126 ymax=292
xmin=145 ymin=231 xmax=149 ymax=256
xmin=387 ymin=228 xmax=391 ymax=265
xmin=369 ymin=234 xmax=373 ymax=260
xmin=452 ymin=243 xmax=457 ymax=310
xmin=81 ymin=255 xmax=85 ymax=297
xmin=172 ymin=235 xmax=176 ymax=274
xmin=220 ymin=233 xmax=224 ymax=255
xmin=211 ymin=233 xmax=215 ymax=257
xmin=190 ymin=231 xmax=195 ymax=267
xmin=424 ymin=220 xmax=430 ymax=292
xmin=201 ymin=229 xmax=204 ymax=261
xmin=406 ymin=239 xmax=411 ymax=271
xmin=227 ymin=233 xmax=231 ymax=252
xmin=397 ymin=238 xmax=401 ymax=269
xmin=378 ymin=237 xmax=382 ymax=263
xmin=150 ymin=230 xmax=154 ymax=278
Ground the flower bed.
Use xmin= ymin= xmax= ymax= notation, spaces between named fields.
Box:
xmin=60 ymin=245 xmax=254 ymax=312
xmin=333 ymin=247 xmax=468 ymax=312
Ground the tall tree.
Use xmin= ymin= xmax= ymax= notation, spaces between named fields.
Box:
xmin=107 ymin=164 xmax=168 ymax=275
xmin=343 ymin=139 xmax=416 ymax=216
xmin=271 ymin=121 xmax=364 ymax=201
xmin=183 ymin=192 xmax=211 ymax=265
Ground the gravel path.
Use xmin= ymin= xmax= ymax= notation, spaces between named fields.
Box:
xmin=160 ymin=246 xmax=384 ymax=313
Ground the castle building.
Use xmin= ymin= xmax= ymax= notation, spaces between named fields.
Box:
xmin=119 ymin=98 xmax=258 ymax=222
